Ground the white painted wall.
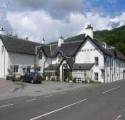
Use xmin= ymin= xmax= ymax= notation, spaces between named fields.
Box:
xmin=0 ymin=39 xmax=9 ymax=78
xmin=8 ymin=52 xmax=35 ymax=66
xmin=8 ymin=52 xmax=35 ymax=75
xmin=75 ymin=39 xmax=104 ymax=82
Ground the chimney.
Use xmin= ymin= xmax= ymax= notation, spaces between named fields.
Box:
xmin=14 ymin=34 xmax=18 ymax=38
xmin=58 ymin=36 xmax=64 ymax=47
xmin=41 ymin=37 xmax=45 ymax=44
xmin=85 ymin=24 xmax=93 ymax=39
xmin=26 ymin=37 xmax=29 ymax=40
xmin=0 ymin=27 xmax=5 ymax=35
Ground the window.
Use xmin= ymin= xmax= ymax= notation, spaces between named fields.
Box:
xmin=23 ymin=68 xmax=26 ymax=73
xmin=27 ymin=66 xmax=31 ymax=73
xmin=14 ymin=65 xmax=19 ymax=73
xmin=37 ymin=67 xmax=41 ymax=71
xmin=95 ymin=57 xmax=99 ymax=66
xmin=94 ymin=72 xmax=98 ymax=80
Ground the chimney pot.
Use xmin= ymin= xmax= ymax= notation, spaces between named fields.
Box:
xmin=0 ymin=27 xmax=5 ymax=35
xmin=58 ymin=36 xmax=64 ymax=47
xmin=41 ymin=37 xmax=45 ymax=44
xmin=85 ymin=24 xmax=94 ymax=39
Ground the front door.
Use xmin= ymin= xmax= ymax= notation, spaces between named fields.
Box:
xmin=64 ymin=69 xmax=70 ymax=82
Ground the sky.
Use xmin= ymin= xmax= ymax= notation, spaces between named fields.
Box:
xmin=0 ymin=0 xmax=125 ymax=43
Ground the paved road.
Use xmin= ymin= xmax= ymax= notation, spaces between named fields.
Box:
xmin=0 ymin=80 xmax=125 ymax=120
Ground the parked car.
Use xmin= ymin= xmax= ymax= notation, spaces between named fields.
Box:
xmin=20 ymin=72 xmax=42 ymax=84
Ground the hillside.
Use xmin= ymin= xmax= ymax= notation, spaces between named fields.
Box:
xmin=65 ymin=26 xmax=125 ymax=55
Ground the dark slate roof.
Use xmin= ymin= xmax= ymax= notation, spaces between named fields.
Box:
xmin=44 ymin=64 xmax=59 ymax=71
xmin=41 ymin=35 xmax=111 ymax=57
xmin=0 ymin=35 xmax=41 ymax=55
xmin=42 ymin=41 xmax=83 ymax=58
xmin=59 ymin=41 xmax=82 ymax=57
xmin=72 ymin=63 xmax=94 ymax=70
xmin=41 ymin=34 xmax=85 ymax=57
xmin=41 ymin=44 xmax=59 ymax=57
xmin=107 ymin=48 xmax=125 ymax=60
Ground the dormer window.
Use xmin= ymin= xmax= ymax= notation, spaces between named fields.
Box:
xmin=95 ymin=57 xmax=99 ymax=66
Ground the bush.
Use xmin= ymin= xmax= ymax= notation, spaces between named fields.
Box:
xmin=12 ymin=75 xmax=16 ymax=81
xmin=36 ymin=75 xmax=43 ymax=83
xmin=42 ymin=71 xmax=47 ymax=81
xmin=73 ymin=78 xmax=76 ymax=83
xmin=68 ymin=72 xmax=73 ymax=81
xmin=8 ymin=75 xmax=20 ymax=82
xmin=6 ymin=75 xmax=11 ymax=80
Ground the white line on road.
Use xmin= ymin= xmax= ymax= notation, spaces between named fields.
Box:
xmin=115 ymin=114 xmax=122 ymax=120
xmin=30 ymin=98 xmax=88 ymax=120
xmin=0 ymin=104 xmax=14 ymax=109
xmin=26 ymin=99 xmax=37 ymax=102
xmin=44 ymin=94 xmax=53 ymax=98
xmin=102 ymin=86 xmax=120 ymax=94
xmin=60 ymin=91 xmax=67 ymax=95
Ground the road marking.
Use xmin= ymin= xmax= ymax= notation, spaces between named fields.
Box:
xmin=115 ymin=114 xmax=122 ymax=120
xmin=44 ymin=94 xmax=53 ymax=98
xmin=0 ymin=104 xmax=14 ymax=109
xmin=102 ymin=86 xmax=120 ymax=94
xmin=26 ymin=99 xmax=37 ymax=102
xmin=30 ymin=98 xmax=88 ymax=120
xmin=60 ymin=91 xmax=67 ymax=95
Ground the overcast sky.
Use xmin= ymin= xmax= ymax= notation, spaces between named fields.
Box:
xmin=0 ymin=0 xmax=125 ymax=43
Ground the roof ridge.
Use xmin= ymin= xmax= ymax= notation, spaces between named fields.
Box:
xmin=63 ymin=40 xmax=82 ymax=44
xmin=3 ymin=35 xmax=41 ymax=45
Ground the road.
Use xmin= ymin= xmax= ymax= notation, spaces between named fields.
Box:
xmin=0 ymin=80 xmax=125 ymax=120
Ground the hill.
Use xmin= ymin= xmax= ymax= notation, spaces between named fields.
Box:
xmin=65 ymin=25 xmax=125 ymax=55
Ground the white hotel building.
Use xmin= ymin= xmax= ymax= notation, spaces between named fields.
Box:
xmin=0 ymin=25 xmax=125 ymax=83
xmin=38 ymin=25 xmax=125 ymax=83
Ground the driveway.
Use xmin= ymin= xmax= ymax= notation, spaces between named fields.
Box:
xmin=0 ymin=79 xmax=91 ymax=100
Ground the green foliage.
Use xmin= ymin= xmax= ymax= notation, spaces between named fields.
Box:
xmin=6 ymin=75 xmax=18 ymax=81
xmin=68 ymin=72 xmax=73 ymax=80
xmin=42 ymin=71 xmax=47 ymax=80
xmin=36 ymin=75 xmax=42 ymax=83
xmin=94 ymin=26 xmax=125 ymax=55
xmin=65 ymin=70 xmax=73 ymax=82
xmin=65 ymin=25 xmax=125 ymax=55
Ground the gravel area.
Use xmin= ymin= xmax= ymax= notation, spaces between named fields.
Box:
xmin=0 ymin=80 xmax=91 ymax=100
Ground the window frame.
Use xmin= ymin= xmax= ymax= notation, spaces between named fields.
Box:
xmin=94 ymin=72 xmax=98 ymax=80
xmin=95 ymin=57 xmax=99 ymax=66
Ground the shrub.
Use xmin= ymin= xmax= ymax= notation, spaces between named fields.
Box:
xmin=68 ymin=72 xmax=73 ymax=80
xmin=11 ymin=75 xmax=16 ymax=81
xmin=73 ymin=78 xmax=76 ymax=83
xmin=9 ymin=75 xmax=20 ymax=82
xmin=42 ymin=71 xmax=46 ymax=81
xmin=6 ymin=75 xmax=10 ymax=80
xmin=51 ymin=77 xmax=56 ymax=81
xmin=36 ymin=75 xmax=43 ymax=83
